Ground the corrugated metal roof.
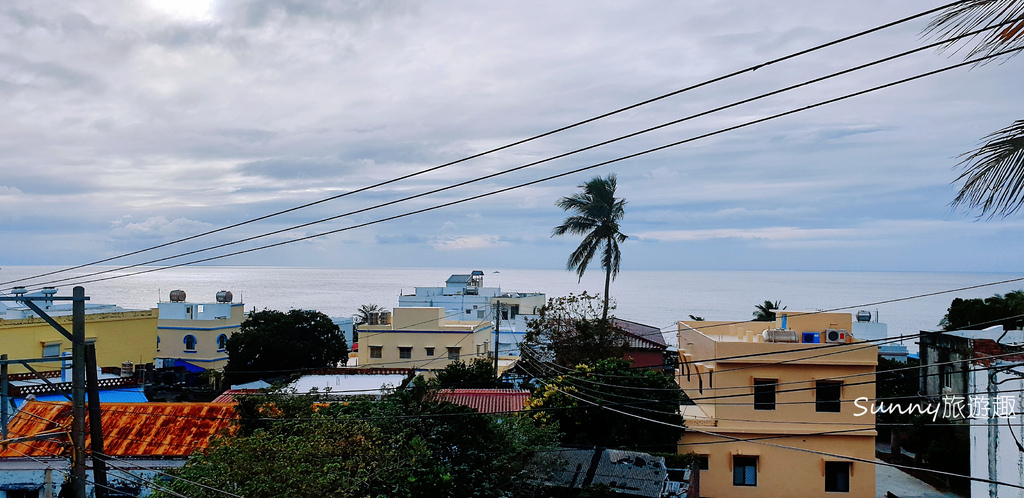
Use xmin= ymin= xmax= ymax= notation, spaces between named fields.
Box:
xmin=211 ymin=388 xmax=262 ymax=403
xmin=1 ymin=401 xmax=236 ymax=458
xmin=613 ymin=318 xmax=668 ymax=349
xmin=434 ymin=389 xmax=530 ymax=414
xmin=16 ymin=387 xmax=148 ymax=407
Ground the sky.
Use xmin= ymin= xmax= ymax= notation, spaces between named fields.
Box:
xmin=2 ymin=0 xmax=1023 ymax=274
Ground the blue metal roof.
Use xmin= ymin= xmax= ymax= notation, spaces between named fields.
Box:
xmin=16 ymin=387 xmax=149 ymax=407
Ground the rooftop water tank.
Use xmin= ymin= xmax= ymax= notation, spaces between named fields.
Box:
xmin=216 ymin=290 xmax=233 ymax=303
xmin=762 ymin=328 xmax=799 ymax=343
xmin=169 ymin=290 xmax=186 ymax=302
xmin=856 ymin=310 xmax=872 ymax=322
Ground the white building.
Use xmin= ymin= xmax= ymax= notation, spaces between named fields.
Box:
xmin=970 ymin=360 xmax=1024 ymax=497
xmin=397 ymin=270 xmax=545 ymax=357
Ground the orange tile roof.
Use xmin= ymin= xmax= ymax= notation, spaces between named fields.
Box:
xmin=1 ymin=401 xmax=237 ymax=458
xmin=211 ymin=388 xmax=262 ymax=403
xmin=434 ymin=389 xmax=530 ymax=414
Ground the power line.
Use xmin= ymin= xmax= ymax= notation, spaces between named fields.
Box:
xmin=22 ymin=45 xmax=1022 ymax=293
xmin=15 ymin=19 xmax=1022 ymax=293
xmin=1 ymin=0 xmax=973 ymax=289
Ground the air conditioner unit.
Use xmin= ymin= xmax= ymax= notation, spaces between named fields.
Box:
xmin=824 ymin=329 xmax=847 ymax=343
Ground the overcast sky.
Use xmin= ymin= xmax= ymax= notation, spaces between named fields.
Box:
xmin=2 ymin=0 xmax=1023 ymax=275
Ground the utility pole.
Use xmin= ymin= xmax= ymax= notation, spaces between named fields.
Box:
xmin=493 ymin=301 xmax=500 ymax=383
xmin=2 ymin=286 xmax=89 ymax=498
xmin=86 ymin=344 xmax=108 ymax=498
xmin=1 ymin=354 xmax=8 ymax=441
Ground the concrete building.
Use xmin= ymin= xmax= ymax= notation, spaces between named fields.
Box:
xmin=356 ymin=307 xmax=495 ymax=373
xmin=919 ymin=326 xmax=1024 ymax=399
xmin=398 ymin=270 xmax=544 ymax=356
xmin=0 ymin=288 xmax=157 ymax=375
xmin=969 ymin=360 xmax=1024 ymax=497
xmin=676 ymin=312 xmax=877 ymax=497
xmin=155 ymin=289 xmax=245 ymax=372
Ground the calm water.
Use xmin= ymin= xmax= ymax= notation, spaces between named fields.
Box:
xmin=3 ymin=266 xmax=1023 ymax=349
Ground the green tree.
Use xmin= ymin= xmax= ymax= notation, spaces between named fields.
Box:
xmin=939 ymin=290 xmax=1024 ymax=330
xmin=225 ymin=309 xmax=348 ymax=384
xmin=158 ymin=387 xmax=558 ymax=497
xmin=752 ymin=300 xmax=785 ymax=321
xmin=923 ymin=1 xmax=1024 ymax=217
xmin=522 ymin=293 xmax=629 ymax=367
xmin=523 ymin=358 xmax=684 ymax=452
xmin=552 ymin=174 xmax=627 ymax=321
xmin=430 ymin=358 xmax=496 ymax=388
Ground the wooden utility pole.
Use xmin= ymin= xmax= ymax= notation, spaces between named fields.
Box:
xmin=86 ymin=343 xmax=108 ymax=498
xmin=493 ymin=301 xmax=500 ymax=382
xmin=71 ymin=286 xmax=87 ymax=498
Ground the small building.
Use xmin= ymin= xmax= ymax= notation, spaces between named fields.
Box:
xmin=155 ymin=289 xmax=245 ymax=372
xmin=918 ymin=325 xmax=1024 ymax=398
xmin=398 ymin=270 xmax=545 ymax=356
xmin=0 ymin=401 xmax=236 ymax=497
xmin=612 ymin=318 xmax=671 ymax=370
xmin=356 ymin=307 xmax=494 ymax=373
xmin=969 ymin=360 xmax=1024 ymax=496
xmin=0 ymin=288 xmax=158 ymax=375
xmin=677 ymin=311 xmax=877 ymax=497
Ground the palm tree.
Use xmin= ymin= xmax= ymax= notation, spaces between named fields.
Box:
xmin=552 ymin=174 xmax=627 ymax=321
xmin=923 ymin=1 xmax=1024 ymax=217
xmin=753 ymin=300 xmax=786 ymax=322
xmin=353 ymin=304 xmax=383 ymax=325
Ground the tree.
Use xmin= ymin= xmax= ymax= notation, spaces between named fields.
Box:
xmin=752 ymin=300 xmax=785 ymax=321
xmin=939 ymin=290 xmax=1024 ymax=331
xmin=430 ymin=358 xmax=497 ymax=388
xmin=552 ymin=174 xmax=627 ymax=321
xmin=522 ymin=293 xmax=629 ymax=367
xmin=225 ymin=309 xmax=348 ymax=384
xmin=353 ymin=303 xmax=384 ymax=325
xmin=923 ymin=1 xmax=1024 ymax=217
xmin=523 ymin=358 xmax=685 ymax=452
xmin=157 ymin=386 xmax=558 ymax=497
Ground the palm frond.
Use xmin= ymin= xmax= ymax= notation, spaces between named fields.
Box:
xmin=951 ymin=120 xmax=1024 ymax=218
xmin=923 ymin=0 xmax=1024 ymax=62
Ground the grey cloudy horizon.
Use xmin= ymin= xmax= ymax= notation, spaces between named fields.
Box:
xmin=2 ymin=0 xmax=1023 ymax=276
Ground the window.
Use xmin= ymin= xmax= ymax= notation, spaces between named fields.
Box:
xmin=370 ymin=346 xmax=383 ymax=359
xmin=399 ymin=347 xmax=412 ymax=359
xmin=425 ymin=347 xmax=435 ymax=357
xmin=698 ymin=455 xmax=709 ymax=471
xmin=477 ymin=310 xmax=485 ymax=319
xmin=753 ymin=379 xmax=776 ymax=410
xmin=825 ymin=461 xmax=851 ymax=492
xmin=733 ymin=456 xmax=757 ymax=486
xmin=184 ymin=335 xmax=197 ymax=351
xmin=447 ymin=347 xmax=461 ymax=360
xmin=501 ymin=309 xmax=509 ymax=320
xmin=43 ymin=342 xmax=61 ymax=358
xmin=816 ymin=381 xmax=842 ymax=412
xmin=217 ymin=334 xmax=228 ymax=351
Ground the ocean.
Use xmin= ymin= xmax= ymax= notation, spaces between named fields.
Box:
xmin=2 ymin=265 xmax=1022 ymax=349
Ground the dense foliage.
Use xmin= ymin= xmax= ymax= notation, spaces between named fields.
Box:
xmin=157 ymin=384 xmax=558 ymax=497
xmin=940 ymin=290 xmax=1024 ymax=331
xmin=431 ymin=358 xmax=497 ymax=388
xmin=522 ymin=293 xmax=628 ymax=367
xmin=225 ymin=308 xmax=348 ymax=384
xmin=524 ymin=359 xmax=684 ymax=452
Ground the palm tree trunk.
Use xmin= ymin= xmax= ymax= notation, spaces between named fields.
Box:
xmin=602 ymin=260 xmax=611 ymax=322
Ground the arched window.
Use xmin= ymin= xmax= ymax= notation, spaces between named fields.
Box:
xmin=184 ymin=335 xmax=197 ymax=351
xmin=217 ymin=334 xmax=228 ymax=351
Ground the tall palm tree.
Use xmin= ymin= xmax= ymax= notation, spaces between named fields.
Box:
xmin=552 ymin=174 xmax=627 ymax=321
xmin=923 ymin=1 xmax=1024 ymax=217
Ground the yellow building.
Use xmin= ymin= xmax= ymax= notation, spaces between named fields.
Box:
xmin=155 ymin=290 xmax=245 ymax=372
xmin=356 ymin=307 xmax=494 ymax=372
xmin=677 ymin=312 xmax=877 ymax=497
xmin=0 ymin=300 xmax=158 ymax=374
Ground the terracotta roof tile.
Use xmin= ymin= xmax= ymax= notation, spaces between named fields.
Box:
xmin=434 ymin=389 xmax=530 ymax=414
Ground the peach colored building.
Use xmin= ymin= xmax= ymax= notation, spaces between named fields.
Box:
xmin=677 ymin=312 xmax=877 ymax=497
xmin=356 ymin=307 xmax=496 ymax=373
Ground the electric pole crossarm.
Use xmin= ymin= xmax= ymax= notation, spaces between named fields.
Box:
xmin=18 ymin=301 xmax=79 ymax=345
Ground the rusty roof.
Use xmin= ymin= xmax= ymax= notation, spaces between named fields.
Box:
xmin=1 ymin=401 xmax=236 ymax=458
xmin=434 ymin=389 xmax=530 ymax=414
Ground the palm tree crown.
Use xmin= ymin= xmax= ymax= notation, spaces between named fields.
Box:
xmin=552 ymin=174 xmax=627 ymax=321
